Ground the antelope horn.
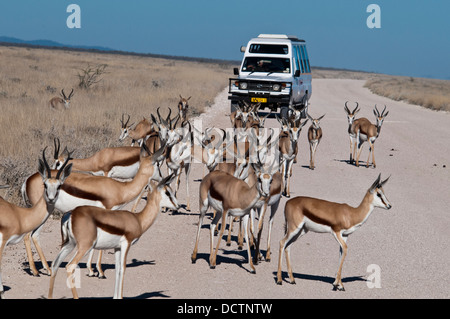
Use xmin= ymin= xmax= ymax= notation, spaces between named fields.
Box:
xmin=61 ymin=89 xmax=67 ymax=99
xmin=56 ymin=150 xmax=72 ymax=180
xmin=53 ymin=138 xmax=61 ymax=159
xmin=42 ymin=147 xmax=52 ymax=179
xmin=68 ymin=88 xmax=74 ymax=98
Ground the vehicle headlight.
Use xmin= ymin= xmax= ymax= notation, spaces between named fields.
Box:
xmin=239 ymin=82 xmax=248 ymax=90
xmin=272 ymin=84 xmax=281 ymax=91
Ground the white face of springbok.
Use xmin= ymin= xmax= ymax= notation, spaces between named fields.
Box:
xmin=288 ymin=119 xmax=308 ymax=143
xmin=61 ymin=89 xmax=74 ymax=109
xmin=373 ymin=105 xmax=389 ymax=129
xmin=344 ymin=101 xmax=359 ymax=126
xmin=119 ymin=113 xmax=135 ymax=142
xmin=308 ymin=114 xmax=325 ymax=130
xmin=369 ymin=174 xmax=392 ymax=210
xmin=38 ymin=148 xmax=73 ymax=206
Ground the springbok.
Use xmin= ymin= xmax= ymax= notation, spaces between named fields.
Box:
xmin=276 ymin=174 xmax=392 ymax=291
xmin=48 ymin=173 xmax=179 ymax=299
xmin=191 ymin=161 xmax=273 ymax=274
xmin=354 ymin=105 xmax=389 ymax=168
xmin=52 ymin=138 xmax=141 ymax=179
xmin=178 ymin=95 xmax=191 ymax=122
xmin=119 ymin=114 xmax=154 ymax=146
xmin=21 ymin=143 xmax=166 ymax=278
xmin=279 ymin=117 xmax=308 ymax=197
xmin=0 ymin=150 xmax=72 ymax=298
xmin=307 ymin=113 xmax=325 ymax=170
xmin=49 ymin=89 xmax=74 ymax=110
xmin=344 ymin=101 xmax=360 ymax=164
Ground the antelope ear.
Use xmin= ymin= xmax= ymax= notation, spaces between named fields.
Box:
xmin=157 ymin=173 xmax=175 ymax=189
xmin=369 ymin=173 xmax=382 ymax=193
xmin=380 ymin=175 xmax=391 ymax=187
xmin=38 ymin=159 xmax=47 ymax=181
xmin=59 ymin=163 xmax=73 ymax=183
xmin=318 ymin=114 xmax=325 ymax=121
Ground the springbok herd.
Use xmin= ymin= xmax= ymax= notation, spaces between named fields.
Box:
xmin=0 ymin=92 xmax=392 ymax=299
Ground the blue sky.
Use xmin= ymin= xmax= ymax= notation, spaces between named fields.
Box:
xmin=0 ymin=0 xmax=449 ymax=79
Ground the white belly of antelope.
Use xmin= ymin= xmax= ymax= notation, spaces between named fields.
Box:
xmin=108 ymin=162 xmax=140 ymax=179
xmin=56 ymin=191 xmax=105 ymax=213
xmin=94 ymin=228 xmax=125 ymax=250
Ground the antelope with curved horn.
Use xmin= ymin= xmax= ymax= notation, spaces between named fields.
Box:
xmin=344 ymin=101 xmax=360 ymax=164
xmin=21 ymin=143 xmax=166 ymax=278
xmin=0 ymin=149 xmax=72 ymax=298
xmin=49 ymin=88 xmax=74 ymax=110
xmin=277 ymin=174 xmax=392 ymax=290
xmin=48 ymin=173 xmax=179 ymax=299
xmin=279 ymin=117 xmax=308 ymax=197
xmin=119 ymin=114 xmax=154 ymax=147
xmin=354 ymin=105 xmax=389 ymax=168
xmin=307 ymin=113 xmax=325 ymax=170
xmin=150 ymin=107 xmax=172 ymax=144
xmin=191 ymin=160 xmax=273 ymax=274
xmin=178 ymin=95 xmax=191 ymax=122
xmin=52 ymin=138 xmax=141 ymax=179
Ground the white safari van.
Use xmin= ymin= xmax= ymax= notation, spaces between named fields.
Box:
xmin=228 ymin=34 xmax=312 ymax=118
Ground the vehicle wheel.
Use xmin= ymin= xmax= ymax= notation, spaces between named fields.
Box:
xmin=230 ymin=101 xmax=238 ymax=114
xmin=280 ymin=106 xmax=289 ymax=119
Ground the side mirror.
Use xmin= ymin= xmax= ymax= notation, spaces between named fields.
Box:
xmin=233 ymin=67 xmax=239 ymax=75
xmin=240 ymin=46 xmax=246 ymax=53
xmin=294 ymin=70 xmax=301 ymax=77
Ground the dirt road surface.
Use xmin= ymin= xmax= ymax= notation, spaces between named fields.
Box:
xmin=1 ymin=79 xmax=449 ymax=299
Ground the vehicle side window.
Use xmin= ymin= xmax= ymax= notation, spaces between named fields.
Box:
xmin=295 ymin=45 xmax=303 ymax=74
xmin=301 ymin=45 xmax=311 ymax=73
xmin=293 ymin=45 xmax=300 ymax=74
xmin=300 ymin=45 xmax=307 ymax=73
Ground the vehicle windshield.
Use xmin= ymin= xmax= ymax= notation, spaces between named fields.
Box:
xmin=241 ymin=57 xmax=290 ymax=74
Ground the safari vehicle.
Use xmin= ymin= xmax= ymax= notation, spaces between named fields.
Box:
xmin=228 ymin=34 xmax=312 ymax=118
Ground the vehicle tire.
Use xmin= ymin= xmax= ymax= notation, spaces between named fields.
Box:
xmin=230 ymin=101 xmax=238 ymax=114
xmin=280 ymin=106 xmax=289 ymax=119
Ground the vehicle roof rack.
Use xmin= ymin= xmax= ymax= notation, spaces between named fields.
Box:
xmin=257 ymin=34 xmax=301 ymax=41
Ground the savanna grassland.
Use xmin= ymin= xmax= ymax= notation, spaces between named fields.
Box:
xmin=0 ymin=45 xmax=232 ymax=204
xmin=313 ymin=67 xmax=450 ymax=111
xmin=1 ymin=44 xmax=449 ymax=206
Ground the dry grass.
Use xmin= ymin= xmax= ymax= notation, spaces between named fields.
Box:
xmin=363 ymin=75 xmax=450 ymax=112
xmin=313 ymin=67 xmax=450 ymax=112
xmin=0 ymin=45 xmax=231 ymax=204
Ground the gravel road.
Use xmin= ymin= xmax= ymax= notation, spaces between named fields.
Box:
xmin=2 ymin=79 xmax=449 ymax=299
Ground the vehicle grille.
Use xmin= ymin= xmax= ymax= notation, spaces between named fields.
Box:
xmin=248 ymin=82 xmax=273 ymax=91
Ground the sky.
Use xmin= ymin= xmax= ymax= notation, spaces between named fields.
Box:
xmin=0 ymin=0 xmax=449 ymax=79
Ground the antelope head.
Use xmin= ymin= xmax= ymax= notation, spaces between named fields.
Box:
xmin=344 ymin=101 xmax=359 ymax=125
xmin=61 ymin=89 xmax=74 ymax=109
xmin=368 ymin=173 xmax=392 ymax=210
xmin=307 ymin=113 xmax=325 ymax=130
xmin=373 ymin=105 xmax=389 ymax=129
xmin=39 ymin=147 xmax=73 ymax=206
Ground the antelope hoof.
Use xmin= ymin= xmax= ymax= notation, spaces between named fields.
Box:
xmin=209 ymin=265 xmax=216 ymax=270
xmin=332 ymin=284 xmax=345 ymax=291
xmin=98 ymin=275 xmax=107 ymax=279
